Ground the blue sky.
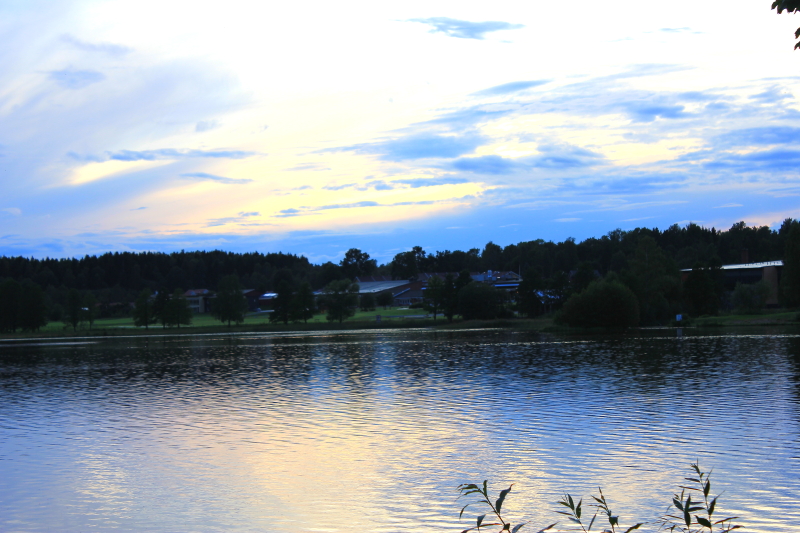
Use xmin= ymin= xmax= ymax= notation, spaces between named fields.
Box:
xmin=1 ymin=0 xmax=799 ymax=263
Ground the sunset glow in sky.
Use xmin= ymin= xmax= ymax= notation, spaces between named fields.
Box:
xmin=2 ymin=0 xmax=800 ymax=262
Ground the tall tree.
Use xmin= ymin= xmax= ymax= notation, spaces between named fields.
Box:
xmin=164 ymin=289 xmax=193 ymax=328
xmin=269 ymin=280 xmax=293 ymax=325
xmin=64 ymin=288 xmax=83 ymax=332
xmin=290 ymin=281 xmax=316 ymax=323
xmin=213 ymin=275 xmax=247 ymax=326
xmin=82 ymin=292 xmax=97 ymax=330
xmin=132 ymin=289 xmax=156 ymax=329
xmin=153 ymin=288 xmax=170 ymax=329
xmin=322 ymin=279 xmax=359 ymax=323
xmin=781 ymin=221 xmax=800 ymax=307
xmin=423 ymin=275 xmax=445 ymax=320
xmin=19 ymin=280 xmax=48 ymax=332
xmin=340 ymin=249 xmax=377 ymax=280
xmin=772 ymin=0 xmax=800 ymax=49
xmin=442 ymin=274 xmax=458 ymax=322
xmin=0 ymin=279 xmax=23 ymax=332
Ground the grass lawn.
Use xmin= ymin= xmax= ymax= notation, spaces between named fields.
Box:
xmin=694 ymin=309 xmax=799 ymax=327
xmin=41 ymin=307 xmax=438 ymax=334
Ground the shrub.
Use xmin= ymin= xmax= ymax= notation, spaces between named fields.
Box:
xmin=731 ymin=281 xmax=771 ymax=314
xmin=556 ymin=279 xmax=639 ymax=328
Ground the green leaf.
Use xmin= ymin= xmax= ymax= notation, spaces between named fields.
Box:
xmin=460 ymin=504 xmax=471 ymax=519
xmin=535 ymin=523 xmax=557 ymax=533
xmin=708 ymin=496 xmax=717 ymax=516
xmin=696 ymin=516 xmax=712 ymax=528
xmin=673 ymin=498 xmax=684 ymax=512
xmin=609 ymin=516 xmax=619 ymax=527
xmin=576 ymin=500 xmax=582 ymax=519
xmin=568 ymin=494 xmax=575 ymax=510
xmin=624 ymin=524 xmax=643 ymax=533
xmin=482 ymin=480 xmax=488 ymax=497
xmin=496 ymin=485 xmax=513 ymax=514
xmin=477 ymin=514 xmax=485 ymax=528
xmin=704 ymin=480 xmax=711 ymax=498
xmin=512 ymin=523 xmax=526 ymax=533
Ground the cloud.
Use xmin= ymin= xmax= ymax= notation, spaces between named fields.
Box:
xmin=238 ymin=211 xmax=260 ymax=217
xmin=471 ymin=80 xmax=550 ymax=96
xmin=195 ymin=120 xmax=219 ymax=132
xmin=109 ymin=148 xmax=255 ymax=161
xmin=451 ymin=145 xmax=604 ymax=174
xmin=180 ymin=172 xmax=253 ymax=184
xmin=702 ymin=148 xmax=800 ymax=172
xmin=131 ymin=206 xmax=147 ymax=210
xmin=715 ymin=126 xmax=800 ymax=147
xmin=2 ymin=208 xmax=22 ymax=216
xmin=713 ymin=203 xmax=743 ymax=208
xmin=407 ymin=17 xmax=524 ymax=39
xmin=285 ymin=163 xmax=330 ymax=171
xmin=622 ymin=103 xmax=687 ymax=122
xmin=60 ymin=34 xmax=131 ymax=56
xmin=49 ymin=68 xmax=105 ymax=89
xmin=340 ymin=133 xmax=485 ymax=161
xmin=555 ymin=218 xmax=581 ymax=222
xmin=392 ymin=176 xmax=469 ymax=187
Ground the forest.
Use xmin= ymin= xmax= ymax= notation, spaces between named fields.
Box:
xmin=1 ymin=219 xmax=799 ymax=332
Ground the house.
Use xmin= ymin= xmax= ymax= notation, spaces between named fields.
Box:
xmin=681 ymin=260 xmax=783 ymax=307
xmin=242 ymin=289 xmax=261 ymax=311
xmin=184 ymin=289 xmax=213 ymax=314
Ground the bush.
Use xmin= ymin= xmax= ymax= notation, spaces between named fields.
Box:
xmin=556 ymin=279 xmax=639 ymax=328
xmin=459 ymin=282 xmax=504 ymax=320
xmin=731 ymin=281 xmax=771 ymax=314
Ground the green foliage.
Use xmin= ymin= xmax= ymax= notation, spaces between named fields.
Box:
xmin=213 ymin=275 xmax=247 ymax=326
xmin=64 ymin=288 xmax=83 ymax=332
xmin=772 ymin=0 xmax=800 ymax=49
xmin=163 ymin=289 xmax=193 ymax=328
xmin=556 ymin=279 xmax=639 ymax=328
xmin=457 ymin=463 xmax=740 ymax=533
xmin=376 ymin=290 xmax=394 ymax=308
xmin=518 ymin=269 xmax=545 ymax=318
xmin=458 ymin=282 xmax=504 ymax=320
xmin=82 ymin=292 xmax=97 ymax=330
xmin=423 ymin=275 xmax=445 ymax=319
xmin=0 ymin=279 xmax=23 ymax=332
xmin=322 ymin=279 xmax=359 ymax=323
xmin=359 ymin=292 xmax=376 ymax=312
xmin=683 ymin=264 xmax=721 ymax=317
xmin=731 ymin=281 xmax=771 ymax=314
xmin=457 ymin=481 xmax=555 ymax=533
xmin=132 ymin=289 xmax=157 ymax=329
xmin=340 ymin=248 xmax=376 ymax=280
xmin=270 ymin=280 xmax=293 ymax=325
xmin=781 ymin=221 xmax=800 ymax=307
xmin=18 ymin=280 xmax=48 ymax=332
xmin=290 ymin=281 xmax=316 ymax=323
xmin=624 ymin=236 xmax=680 ymax=325
xmin=442 ymin=273 xmax=458 ymax=322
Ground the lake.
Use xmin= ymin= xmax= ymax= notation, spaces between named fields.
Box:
xmin=1 ymin=328 xmax=799 ymax=532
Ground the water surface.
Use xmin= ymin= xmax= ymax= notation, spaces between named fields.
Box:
xmin=1 ymin=328 xmax=798 ymax=532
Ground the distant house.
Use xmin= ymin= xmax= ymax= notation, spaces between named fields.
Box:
xmin=242 ymin=289 xmax=261 ymax=311
xmin=184 ymin=289 xmax=213 ymax=314
xmin=681 ymin=260 xmax=783 ymax=307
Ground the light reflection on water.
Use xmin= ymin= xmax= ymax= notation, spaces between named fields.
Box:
xmin=1 ymin=328 xmax=799 ymax=532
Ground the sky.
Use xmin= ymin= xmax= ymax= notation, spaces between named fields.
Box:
xmin=1 ymin=0 xmax=800 ymax=264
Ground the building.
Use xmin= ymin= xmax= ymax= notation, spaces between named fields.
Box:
xmin=184 ymin=289 xmax=213 ymax=314
xmin=681 ymin=260 xmax=783 ymax=307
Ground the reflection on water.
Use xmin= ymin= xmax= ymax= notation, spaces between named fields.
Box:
xmin=1 ymin=328 xmax=799 ymax=532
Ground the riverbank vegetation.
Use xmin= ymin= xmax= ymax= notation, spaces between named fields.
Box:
xmin=457 ymin=462 xmax=741 ymax=533
xmin=1 ymin=219 xmax=799 ymax=335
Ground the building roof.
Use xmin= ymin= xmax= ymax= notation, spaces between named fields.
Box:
xmin=681 ymin=260 xmax=783 ymax=272
xmin=356 ymin=280 xmax=411 ymax=294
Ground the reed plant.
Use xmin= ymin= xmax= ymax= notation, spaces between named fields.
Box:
xmin=456 ymin=462 xmax=741 ymax=533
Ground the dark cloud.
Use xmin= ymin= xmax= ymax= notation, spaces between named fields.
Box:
xmin=60 ymin=34 xmax=131 ymax=56
xmin=407 ymin=17 xmax=524 ymax=39
xmin=472 ymin=80 xmax=550 ymax=96
xmin=49 ymin=68 xmax=105 ymax=89
xmin=180 ymin=172 xmax=253 ymax=184
xmin=109 ymin=148 xmax=255 ymax=161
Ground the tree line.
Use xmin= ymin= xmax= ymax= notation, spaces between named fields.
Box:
xmin=1 ymin=219 xmax=799 ymax=332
